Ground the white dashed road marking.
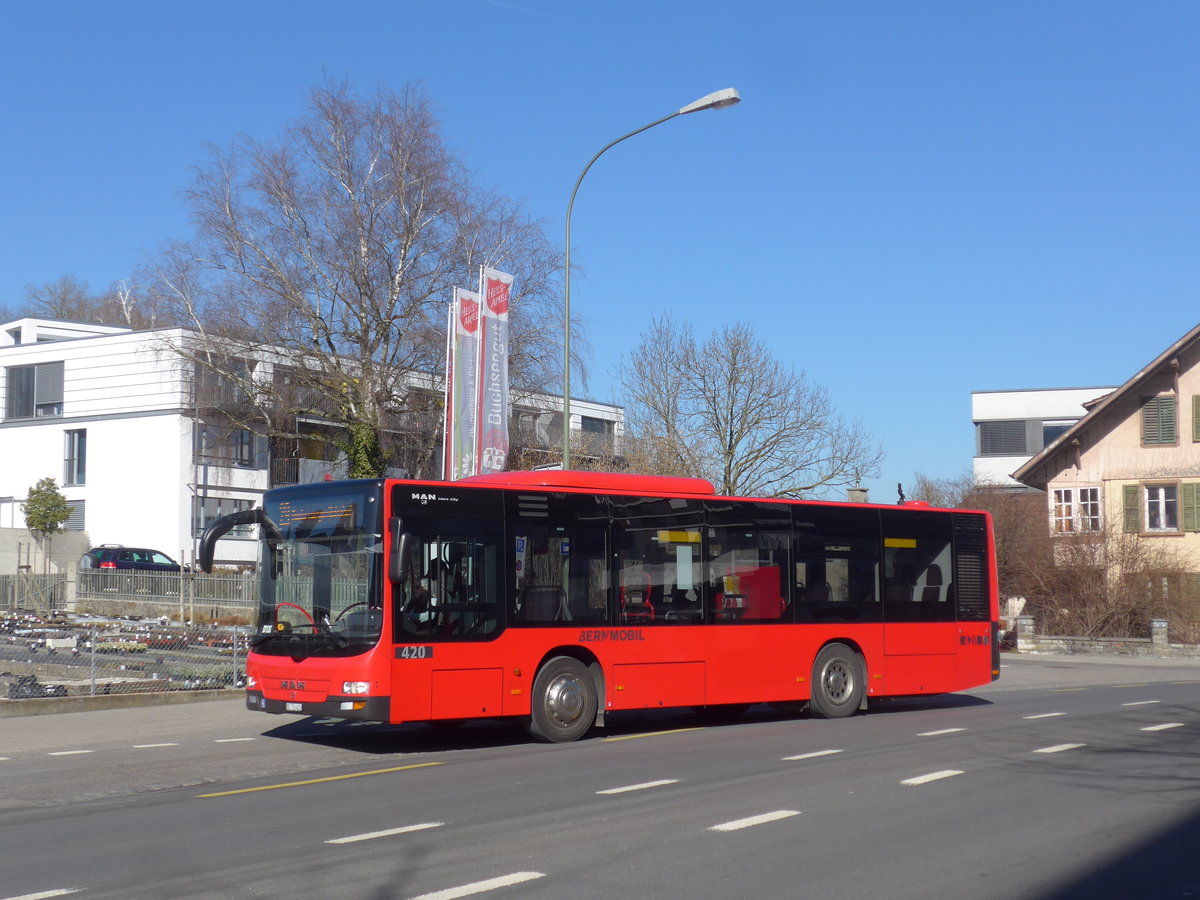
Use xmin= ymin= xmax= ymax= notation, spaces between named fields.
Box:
xmin=709 ymin=810 xmax=800 ymax=832
xmin=1140 ymin=723 xmax=1184 ymax=732
xmin=782 ymin=749 xmax=844 ymax=761
xmin=901 ymin=770 xmax=964 ymax=786
xmin=597 ymin=779 xmax=679 ymax=795
xmin=1032 ymin=743 xmax=1085 ymax=754
xmin=326 ymin=822 xmax=443 ymax=844
xmin=409 ymin=872 xmax=546 ymax=900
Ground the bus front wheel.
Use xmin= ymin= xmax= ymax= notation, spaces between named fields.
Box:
xmin=529 ymin=656 xmax=596 ymax=743
xmin=810 ymin=643 xmax=863 ymax=719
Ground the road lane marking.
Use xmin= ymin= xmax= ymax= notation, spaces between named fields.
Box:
xmin=1113 ymin=683 xmax=1149 ymax=688
xmin=597 ymin=779 xmax=679 ymax=795
xmin=1023 ymin=713 xmax=1066 ymax=719
xmin=410 ymin=871 xmax=545 ymax=900
xmin=602 ymin=728 xmax=702 ymax=743
xmin=1141 ymin=723 xmax=1184 ymax=732
xmin=213 ymin=737 xmax=256 ymax=743
xmin=327 ymin=822 xmax=443 ymax=844
xmin=133 ymin=743 xmax=180 ymax=748
xmin=196 ymin=762 xmax=443 ymax=797
xmin=1 ymin=890 xmax=81 ymax=900
xmin=1032 ymin=743 xmax=1085 ymax=754
xmin=47 ymin=750 xmax=94 ymax=757
xmin=782 ymin=749 xmax=844 ymax=761
xmin=709 ymin=810 xmax=800 ymax=832
xmin=918 ymin=728 xmax=966 ymax=737
xmin=901 ymin=770 xmax=963 ymax=786
xmin=1122 ymin=700 xmax=1160 ymax=707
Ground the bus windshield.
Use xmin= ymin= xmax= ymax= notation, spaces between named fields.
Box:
xmin=251 ymin=481 xmax=384 ymax=657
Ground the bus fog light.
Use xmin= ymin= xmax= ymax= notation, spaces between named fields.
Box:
xmin=340 ymin=701 xmax=367 ymax=711
xmin=343 ymin=681 xmax=370 ymax=695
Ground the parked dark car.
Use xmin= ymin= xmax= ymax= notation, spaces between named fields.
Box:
xmin=79 ymin=545 xmax=189 ymax=573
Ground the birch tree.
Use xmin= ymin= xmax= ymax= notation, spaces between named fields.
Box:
xmin=620 ymin=313 xmax=883 ymax=497
xmin=147 ymin=82 xmax=567 ymax=478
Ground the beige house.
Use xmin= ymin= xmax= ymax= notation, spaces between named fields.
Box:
xmin=1013 ymin=322 xmax=1200 ymax=577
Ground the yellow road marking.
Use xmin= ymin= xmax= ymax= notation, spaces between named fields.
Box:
xmin=602 ymin=727 xmax=702 ymax=743
xmin=196 ymin=762 xmax=442 ymax=798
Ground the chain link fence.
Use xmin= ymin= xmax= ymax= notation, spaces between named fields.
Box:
xmin=1 ymin=571 xmax=255 ymax=701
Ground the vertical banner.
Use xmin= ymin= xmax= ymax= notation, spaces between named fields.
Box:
xmin=445 ymin=287 xmax=481 ymax=480
xmin=442 ymin=301 xmax=455 ymax=479
xmin=477 ymin=267 xmax=513 ymax=474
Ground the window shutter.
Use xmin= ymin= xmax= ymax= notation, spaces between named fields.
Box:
xmin=1123 ymin=484 xmax=1140 ymax=533
xmin=979 ymin=421 xmax=1026 ymax=455
xmin=1142 ymin=396 xmax=1177 ymax=444
xmin=1183 ymin=483 xmax=1200 ymax=533
xmin=1193 ymin=395 xmax=1200 ymax=443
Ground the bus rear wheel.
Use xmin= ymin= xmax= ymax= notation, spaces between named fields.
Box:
xmin=810 ymin=643 xmax=863 ymax=719
xmin=529 ymin=656 xmax=596 ymax=743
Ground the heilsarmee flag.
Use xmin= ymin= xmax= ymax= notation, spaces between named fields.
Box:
xmin=477 ymin=267 xmax=513 ymax=474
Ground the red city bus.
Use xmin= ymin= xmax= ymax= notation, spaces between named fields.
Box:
xmin=199 ymin=470 xmax=999 ymax=742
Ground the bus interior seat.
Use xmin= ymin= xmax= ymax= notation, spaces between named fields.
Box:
xmin=523 ymin=586 xmax=561 ymax=622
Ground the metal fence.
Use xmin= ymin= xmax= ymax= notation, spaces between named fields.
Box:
xmin=1 ymin=570 xmax=257 ymax=701
xmin=1 ymin=613 xmax=247 ymax=699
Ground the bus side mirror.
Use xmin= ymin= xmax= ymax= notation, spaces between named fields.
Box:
xmin=198 ymin=508 xmax=281 ymax=573
xmin=388 ymin=518 xmax=412 ymax=585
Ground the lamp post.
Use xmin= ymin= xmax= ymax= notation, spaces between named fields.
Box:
xmin=562 ymin=87 xmax=741 ymax=469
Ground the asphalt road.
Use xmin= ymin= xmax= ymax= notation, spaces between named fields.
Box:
xmin=1 ymin=652 xmax=1198 ymax=900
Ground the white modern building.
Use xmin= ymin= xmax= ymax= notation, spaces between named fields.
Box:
xmin=1 ymin=318 xmax=623 ymax=570
xmin=972 ymin=386 xmax=1116 ymax=489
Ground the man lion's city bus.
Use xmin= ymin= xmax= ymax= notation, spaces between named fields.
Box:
xmin=199 ymin=470 xmax=999 ymax=742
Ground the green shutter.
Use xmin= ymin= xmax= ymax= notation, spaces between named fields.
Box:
xmin=1183 ymin=483 xmax=1200 ymax=533
xmin=1142 ymin=396 xmax=1178 ymax=444
xmin=1193 ymin=395 xmax=1200 ymax=443
xmin=1123 ymin=484 xmax=1140 ymax=533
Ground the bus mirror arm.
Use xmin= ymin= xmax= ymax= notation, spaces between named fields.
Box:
xmin=388 ymin=518 xmax=412 ymax=585
xmin=198 ymin=508 xmax=283 ymax=573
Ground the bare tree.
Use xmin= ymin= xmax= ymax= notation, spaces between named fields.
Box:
xmin=913 ymin=472 xmax=1200 ymax=640
xmin=143 ymin=81 xmax=568 ymax=479
xmin=619 ymin=313 xmax=883 ymax=497
xmin=23 ymin=275 xmax=161 ymax=328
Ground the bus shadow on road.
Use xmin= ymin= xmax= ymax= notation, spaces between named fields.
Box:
xmin=257 ymin=696 xmax=991 ymax=753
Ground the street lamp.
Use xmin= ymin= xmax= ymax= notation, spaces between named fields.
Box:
xmin=562 ymin=87 xmax=741 ymax=469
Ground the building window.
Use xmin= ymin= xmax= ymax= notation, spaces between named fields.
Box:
xmin=65 ymin=500 xmax=85 ymax=531
xmin=1052 ymin=489 xmax=1074 ymax=533
xmin=64 ymin=429 xmax=86 ymax=486
xmin=978 ymin=420 xmax=1026 ymax=455
xmin=1145 ymin=485 xmax=1178 ymax=533
xmin=1079 ymin=487 xmax=1101 ymax=531
xmin=193 ymin=496 xmax=255 ymax=538
xmin=196 ymin=425 xmax=264 ymax=469
xmin=1052 ymin=487 xmax=1101 ymax=533
xmin=4 ymin=361 xmax=64 ymax=419
xmin=1042 ymin=422 xmax=1073 ymax=447
xmin=1141 ymin=395 xmax=1177 ymax=445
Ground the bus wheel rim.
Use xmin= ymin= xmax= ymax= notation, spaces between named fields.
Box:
xmin=544 ymin=673 xmax=585 ymax=726
xmin=823 ymin=660 xmax=853 ymax=703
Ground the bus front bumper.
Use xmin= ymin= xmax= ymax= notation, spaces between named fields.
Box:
xmin=246 ymin=691 xmax=391 ymax=720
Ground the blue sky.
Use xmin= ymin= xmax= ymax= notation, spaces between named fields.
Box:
xmin=3 ymin=1 xmax=1197 ymax=501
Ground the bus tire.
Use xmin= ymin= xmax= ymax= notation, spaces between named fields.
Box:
xmin=529 ymin=656 xmax=596 ymax=743
xmin=810 ymin=643 xmax=863 ymax=719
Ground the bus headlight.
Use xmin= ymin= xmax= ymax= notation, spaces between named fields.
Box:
xmin=245 ymin=675 xmax=257 ymax=689
xmin=343 ymin=681 xmax=370 ymax=695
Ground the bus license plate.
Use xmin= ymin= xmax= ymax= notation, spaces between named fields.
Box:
xmin=286 ymin=702 xmax=302 ymax=712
